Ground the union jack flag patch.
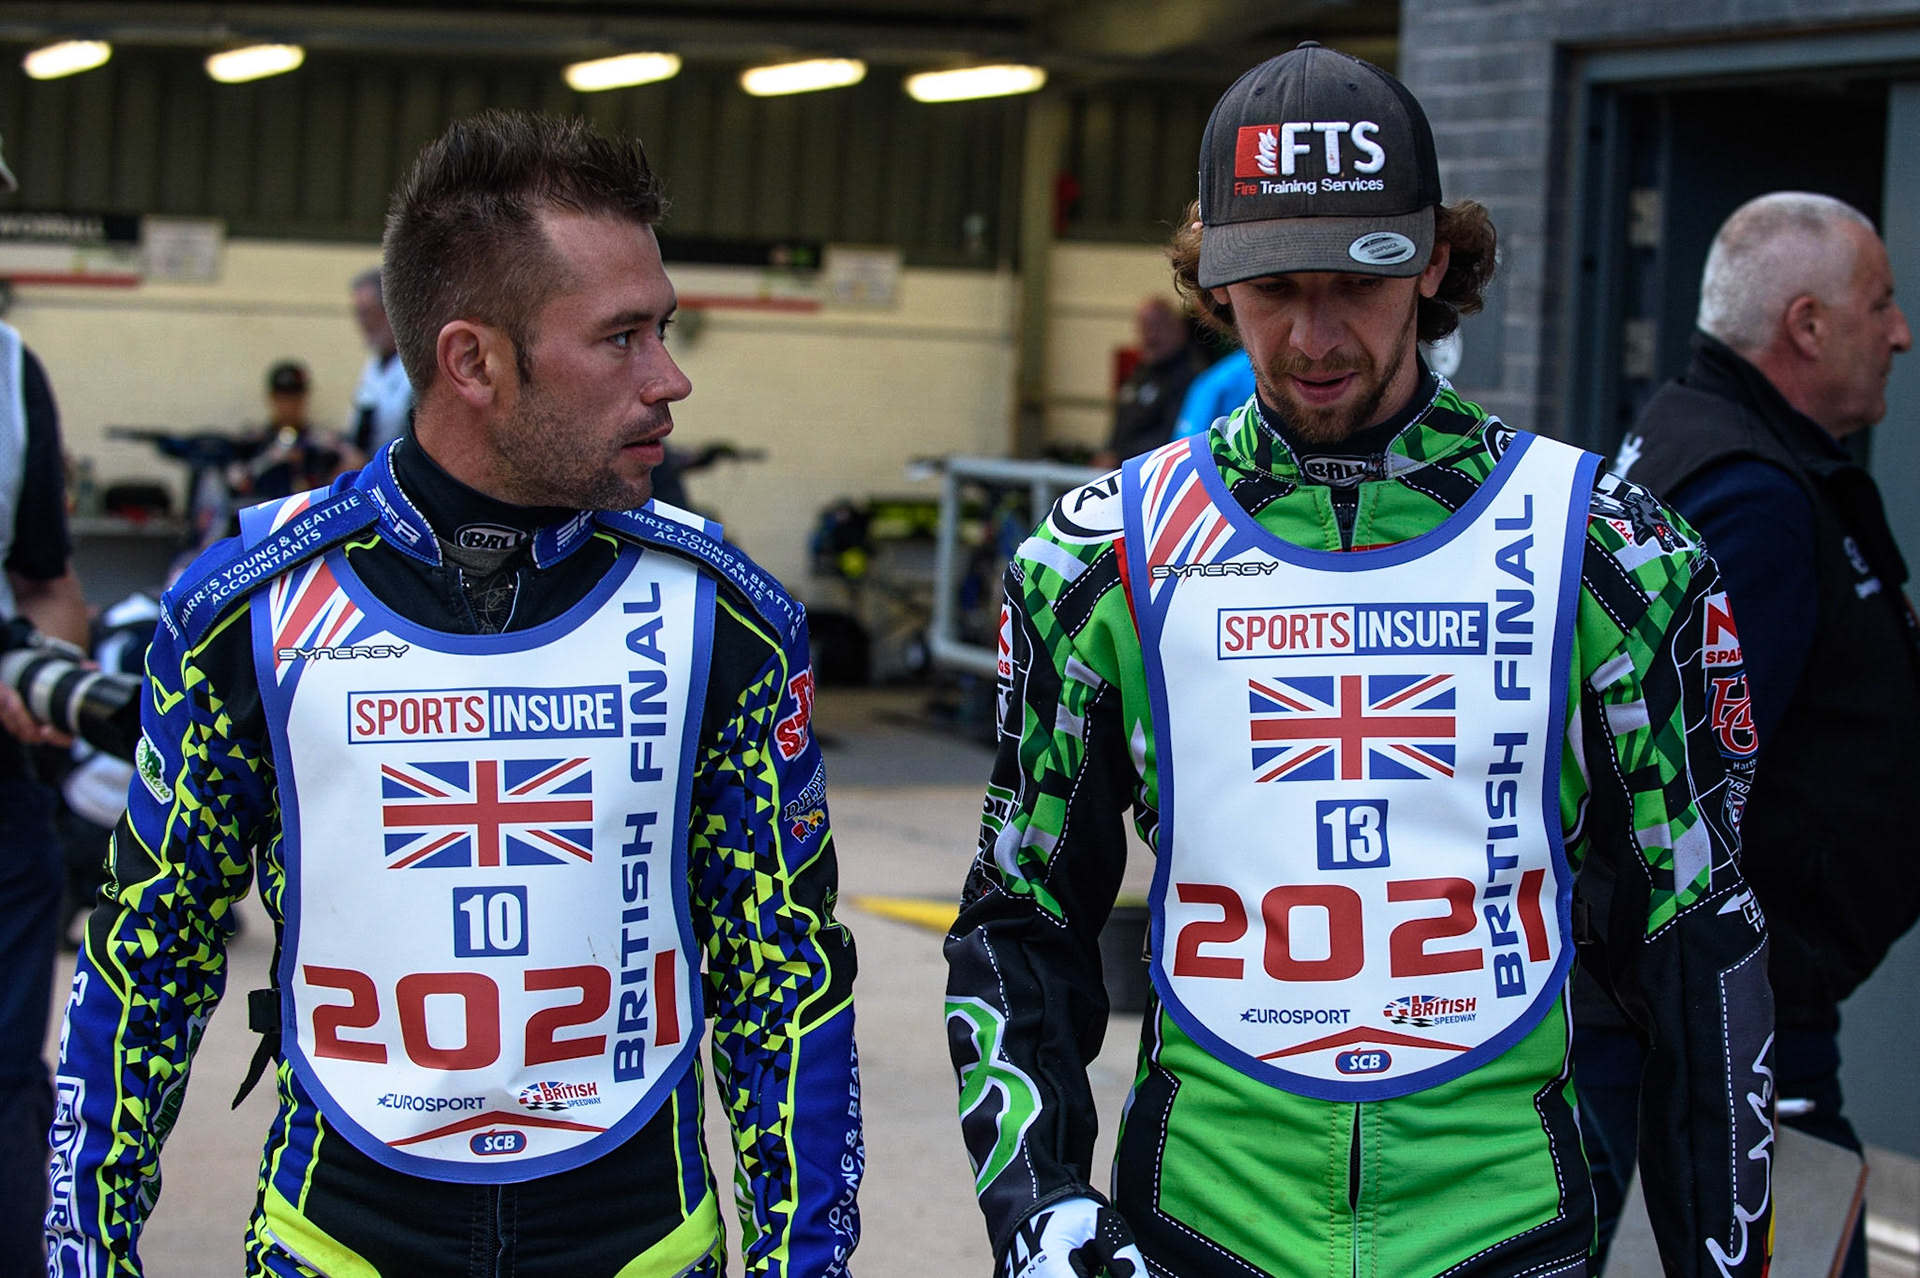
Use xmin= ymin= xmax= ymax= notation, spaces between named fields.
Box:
xmin=381 ymin=757 xmax=594 ymax=869
xmin=1248 ymin=674 xmax=1457 ymax=783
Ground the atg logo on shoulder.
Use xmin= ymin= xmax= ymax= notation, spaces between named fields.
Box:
xmin=1219 ymin=603 xmax=1487 ymax=659
xmin=349 ymin=685 xmax=623 ymax=743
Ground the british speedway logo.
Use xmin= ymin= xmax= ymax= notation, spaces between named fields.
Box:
xmin=1382 ymin=994 xmax=1479 ymax=1028
xmin=516 ymin=1080 xmax=602 ymax=1111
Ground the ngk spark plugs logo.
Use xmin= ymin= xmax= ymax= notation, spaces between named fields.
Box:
xmin=1702 ymin=593 xmax=1744 ymax=668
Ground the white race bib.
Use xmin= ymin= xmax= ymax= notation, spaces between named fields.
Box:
xmin=248 ymin=494 xmax=713 ymax=1181
xmin=1122 ymin=429 xmax=1597 ymax=1100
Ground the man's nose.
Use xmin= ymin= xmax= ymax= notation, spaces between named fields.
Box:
xmin=1287 ymin=309 xmax=1347 ymax=363
xmin=646 ymin=349 xmax=693 ymax=403
xmin=1891 ymin=303 xmax=1913 ymax=355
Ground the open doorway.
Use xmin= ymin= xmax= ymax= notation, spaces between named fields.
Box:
xmin=1569 ymin=75 xmax=1887 ymax=456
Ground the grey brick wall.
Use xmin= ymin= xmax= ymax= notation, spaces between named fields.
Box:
xmin=1399 ymin=0 xmax=1920 ymax=435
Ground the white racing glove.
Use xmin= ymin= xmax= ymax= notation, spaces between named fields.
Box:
xmin=999 ymin=1196 xmax=1146 ymax=1278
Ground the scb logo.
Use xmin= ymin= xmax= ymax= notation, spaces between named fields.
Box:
xmin=1336 ymin=1050 xmax=1391 ymax=1075
xmin=470 ymin=1129 xmax=527 ymax=1156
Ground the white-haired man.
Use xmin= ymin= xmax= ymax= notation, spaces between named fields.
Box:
xmin=1596 ymin=192 xmax=1919 ymax=1276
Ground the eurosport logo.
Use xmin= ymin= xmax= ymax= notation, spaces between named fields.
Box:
xmin=1218 ymin=603 xmax=1487 ymax=659
xmin=348 ymin=685 xmax=622 ymax=743
xmin=1240 ymin=1007 xmax=1351 ymax=1025
xmin=1381 ymin=994 xmax=1478 ymax=1027
xmin=376 ymin=1092 xmax=486 ymax=1113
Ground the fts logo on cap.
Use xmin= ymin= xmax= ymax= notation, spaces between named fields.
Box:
xmin=1233 ymin=121 xmax=1387 ymax=180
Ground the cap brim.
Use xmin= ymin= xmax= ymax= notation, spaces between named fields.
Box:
xmin=1198 ymin=207 xmax=1435 ymax=288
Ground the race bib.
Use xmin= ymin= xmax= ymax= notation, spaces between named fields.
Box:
xmin=1122 ymin=430 xmax=1597 ymax=1100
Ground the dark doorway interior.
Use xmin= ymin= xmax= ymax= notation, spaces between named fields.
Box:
xmin=1573 ymin=76 xmax=1887 ymax=455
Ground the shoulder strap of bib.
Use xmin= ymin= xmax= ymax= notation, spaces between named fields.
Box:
xmin=596 ymin=506 xmax=803 ymax=644
xmin=167 ymin=488 xmax=379 ymax=648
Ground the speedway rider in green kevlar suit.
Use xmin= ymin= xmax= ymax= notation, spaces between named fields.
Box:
xmin=946 ymin=44 xmax=1774 ymax=1278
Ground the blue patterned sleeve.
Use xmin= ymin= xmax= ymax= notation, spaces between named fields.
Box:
xmin=46 ymin=592 xmax=270 ymax=1277
xmin=689 ymin=599 xmax=861 ymax=1278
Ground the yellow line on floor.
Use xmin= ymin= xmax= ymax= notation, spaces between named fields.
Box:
xmin=849 ymin=894 xmax=957 ymax=933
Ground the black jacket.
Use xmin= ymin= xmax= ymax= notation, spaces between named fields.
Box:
xmin=1105 ymin=345 xmax=1206 ymax=461
xmin=1621 ymin=333 xmax=1920 ymax=1029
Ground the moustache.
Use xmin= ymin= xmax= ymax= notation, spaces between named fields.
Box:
xmin=1268 ymin=351 xmax=1374 ymax=380
xmin=626 ymin=408 xmax=674 ymax=442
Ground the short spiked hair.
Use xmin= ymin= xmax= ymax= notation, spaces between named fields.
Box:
xmin=382 ymin=110 xmax=665 ymax=390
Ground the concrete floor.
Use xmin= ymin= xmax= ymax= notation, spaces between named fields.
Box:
xmin=37 ymin=685 xmax=1919 ymax=1276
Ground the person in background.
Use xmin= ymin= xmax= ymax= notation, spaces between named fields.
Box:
xmin=1592 ymin=190 xmax=1919 ymax=1276
xmin=347 ymin=265 xmax=413 ymax=461
xmin=0 ymin=130 xmax=89 ymax=1276
xmin=56 ymin=590 xmax=165 ymax=946
xmin=1092 ymin=297 xmax=1207 ymax=466
xmin=230 ymin=360 xmax=343 ymax=502
xmin=1171 ymin=346 xmax=1257 ymax=441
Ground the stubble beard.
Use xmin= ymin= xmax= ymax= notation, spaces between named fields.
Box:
xmin=491 ymin=384 xmax=661 ymax=511
xmin=1251 ymin=301 xmax=1418 ymax=445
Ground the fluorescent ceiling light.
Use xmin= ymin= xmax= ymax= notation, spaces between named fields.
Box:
xmin=905 ymin=64 xmax=1046 ymax=103
xmin=740 ymin=58 xmax=866 ymax=97
xmin=564 ymin=52 xmax=682 ymax=92
xmin=23 ymin=40 xmax=111 ymax=80
xmin=206 ymin=44 xmax=305 ymax=84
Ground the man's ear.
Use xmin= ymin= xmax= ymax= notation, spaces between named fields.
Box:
xmin=1781 ymin=294 xmax=1825 ymax=361
xmin=1418 ymin=240 xmax=1452 ymax=300
xmin=437 ymin=320 xmax=513 ymax=410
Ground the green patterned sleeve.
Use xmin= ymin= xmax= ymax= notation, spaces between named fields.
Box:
xmin=1569 ymin=475 xmax=1774 ymax=1278
xmin=945 ymin=518 xmax=1145 ymax=1258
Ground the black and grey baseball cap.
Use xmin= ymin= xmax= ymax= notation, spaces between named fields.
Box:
xmin=1197 ymin=42 xmax=1443 ymax=287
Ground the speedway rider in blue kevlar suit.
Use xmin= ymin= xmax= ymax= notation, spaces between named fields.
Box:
xmin=46 ymin=112 xmax=861 ymax=1278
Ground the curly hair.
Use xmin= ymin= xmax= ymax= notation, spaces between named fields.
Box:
xmin=1169 ymin=199 xmax=1498 ymax=344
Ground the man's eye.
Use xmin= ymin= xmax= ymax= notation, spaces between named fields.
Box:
xmin=610 ymin=330 xmax=634 ymax=348
xmin=658 ymin=317 xmax=676 ymax=341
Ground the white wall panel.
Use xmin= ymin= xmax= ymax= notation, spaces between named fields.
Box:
xmin=8 ymin=239 xmax=1025 ymax=597
xmin=11 ymin=238 xmax=1181 ymax=596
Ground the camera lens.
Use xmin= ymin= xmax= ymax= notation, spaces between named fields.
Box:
xmin=0 ymin=648 xmax=143 ymax=760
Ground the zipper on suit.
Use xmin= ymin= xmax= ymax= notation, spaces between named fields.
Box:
xmin=1347 ymin=1104 xmax=1363 ymax=1278
xmin=485 ymin=1184 xmax=508 ymax=1277
xmin=1333 ymin=488 xmax=1359 ymax=550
